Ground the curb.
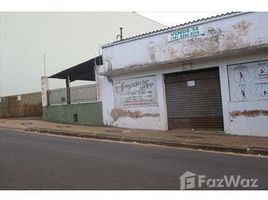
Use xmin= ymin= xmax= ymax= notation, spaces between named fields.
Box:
xmin=23 ymin=127 xmax=268 ymax=156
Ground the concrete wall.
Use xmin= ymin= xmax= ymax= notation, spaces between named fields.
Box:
xmin=48 ymin=84 xmax=97 ymax=106
xmin=99 ymin=12 xmax=268 ymax=136
xmin=42 ymin=102 xmax=103 ymax=126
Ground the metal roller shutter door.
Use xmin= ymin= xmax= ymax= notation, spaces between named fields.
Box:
xmin=164 ymin=67 xmax=224 ymax=130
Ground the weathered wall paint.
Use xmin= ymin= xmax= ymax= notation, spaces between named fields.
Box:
xmin=42 ymin=102 xmax=103 ymax=126
xmin=102 ymin=13 xmax=268 ymax=73
xmin=99 ymin=12 xmax=268 ymax=136
xmin=99 ymin=50 xmax=268 ymax=136
xmin=227 ymin=99 xmax=268 ymax=137
xmin=98 ymin=70 xmax=168 ymax=130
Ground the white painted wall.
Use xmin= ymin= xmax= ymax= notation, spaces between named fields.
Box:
xmin=99 ymin=12 xmax=268 ymax=136
xmin=99 ymin=51 xmax=268 ymax=136
xmin=98 ymin=67 xmax=168 ymax=130
xmin=102 ymin=12 xmax=268 ymax=72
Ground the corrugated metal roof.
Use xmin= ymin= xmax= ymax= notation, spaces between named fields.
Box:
xmin=102 ymin=12 xmax=244 ymax=48
xmin=50 ymin=56 xmax=102 ymax=82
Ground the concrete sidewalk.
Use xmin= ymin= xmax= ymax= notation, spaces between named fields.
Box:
xmin=1 ymin=118 xmax=268 ymax=156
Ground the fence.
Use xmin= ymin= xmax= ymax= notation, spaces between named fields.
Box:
xmin=48 ymin=84 xmax=97 ymax=106
xmin=0 ymin=92 xmax=42 ymax=118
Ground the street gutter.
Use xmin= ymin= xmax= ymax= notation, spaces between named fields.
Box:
xmin=21 ymin=127 xmax=268 ymax=156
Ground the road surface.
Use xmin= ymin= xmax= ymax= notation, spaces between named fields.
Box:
xmin=0 ymin=128 xmax=267 ymax=189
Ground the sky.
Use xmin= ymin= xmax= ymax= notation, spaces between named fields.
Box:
xmin=138 ymin=12 xmax=224 ymax=26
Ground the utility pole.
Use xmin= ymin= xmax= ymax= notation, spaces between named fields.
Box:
xmin=44 ymin=53 xmax=47 ymax=76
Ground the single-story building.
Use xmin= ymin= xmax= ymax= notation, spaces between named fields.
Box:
xmin=97 ymin=12 xmax=268 ymax=137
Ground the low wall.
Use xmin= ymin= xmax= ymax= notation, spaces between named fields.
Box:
xmin=43 ymin=101 xmax=103 ymax=126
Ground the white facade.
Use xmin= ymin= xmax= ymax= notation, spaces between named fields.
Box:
xmin=98 ymin=12 xmax=268 ymax=137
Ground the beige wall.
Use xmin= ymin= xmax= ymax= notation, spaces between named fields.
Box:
xmin=0 ymin=12 xmax=166 ymax=96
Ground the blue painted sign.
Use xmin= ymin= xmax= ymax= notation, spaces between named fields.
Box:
xmin=168 ymin=26 xmax=204 ymax=42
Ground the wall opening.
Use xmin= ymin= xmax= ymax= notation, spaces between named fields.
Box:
xmin=73 ymin=114 xmax=78 ymax=123
xmin=164 ymin=67 xmax=224 ymax=130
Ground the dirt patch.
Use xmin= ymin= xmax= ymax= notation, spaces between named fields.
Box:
xmin=180 ymin=27 xmax=222 ymax=58
xmin=232 ymin=20 xmax=251 ymax=35
xmin=147 ymin=41 xmax=156 ymax=62
xmin=223 ymin=20 xmax=252 ymax=49
xmin=104 ymin=129 xmax=123 ymax=133
xmin=20 ymin=122 xmax=33 ymax=125
xmin=56 ymin=125 xmax=72 ymax=128
xmin=230 ymin=110 xmax=268 ymax=118
xmin=167 ymin=46 xmax=178 ymax=58
xmin=110 ymin=108 xmax=160 ymax=121
xmin=171 ymin=134 xmax=204 ymax=139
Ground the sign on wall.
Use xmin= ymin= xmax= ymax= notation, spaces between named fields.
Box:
xmin=114 ymin=76 xmax=158 ymax=107
xmin=228 ymin=60 xmax=268 ymax=102
xmin=168 ymin=26 xmax=204 ymax=42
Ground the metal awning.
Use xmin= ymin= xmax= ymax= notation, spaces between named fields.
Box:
xmin=49 ymin=55 xmax=102 ymax=82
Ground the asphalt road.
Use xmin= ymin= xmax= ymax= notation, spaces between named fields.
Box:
xmin=0 ymin=128 xmax=268 ymax=190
